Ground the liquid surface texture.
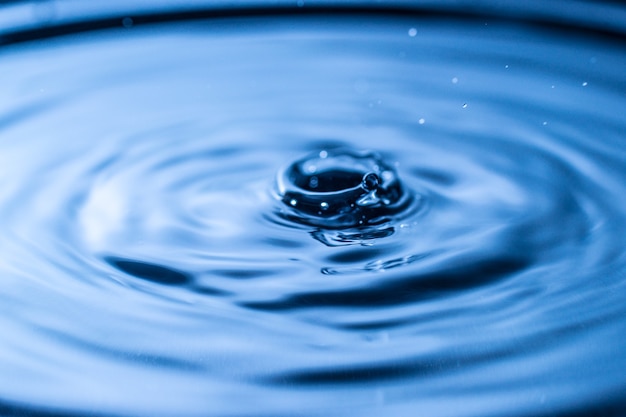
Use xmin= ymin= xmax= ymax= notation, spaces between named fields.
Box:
xmin=1 ymin=5 xmax=626 ymax=417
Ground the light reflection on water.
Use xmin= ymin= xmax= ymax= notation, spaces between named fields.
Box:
xmin=1 ymin=4 xmax=626 ymax=417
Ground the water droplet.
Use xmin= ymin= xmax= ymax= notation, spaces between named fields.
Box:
xmin=362 ymin=173 xmax=380 ymax=192
xmin=418 ymin=118 xmax=425 ymax=124
xmin=462 ymin=103 xmax=468 ymax=109
xmin=408 ymin=28 xmax=417 ymax=37
xmin=452 ymin=77 xmax=459 ymax=84
xmin=274 ymin=149 xmax=415 ymax=229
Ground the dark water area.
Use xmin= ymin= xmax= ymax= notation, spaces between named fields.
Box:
xmin=1 ymin=2 xmax=626 ymax=416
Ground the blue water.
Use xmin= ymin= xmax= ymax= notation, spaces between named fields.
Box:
xmin=1 ymin=4 xmax=626 ymax=417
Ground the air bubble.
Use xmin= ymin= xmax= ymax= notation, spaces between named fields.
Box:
xmin=362 ymin=173 xmax=380 ymax=192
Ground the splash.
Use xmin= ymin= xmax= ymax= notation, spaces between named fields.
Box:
xmin=275 ymin=149 xmax=414 ymax=229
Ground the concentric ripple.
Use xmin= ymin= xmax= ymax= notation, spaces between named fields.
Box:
xmin=0 ymin=8 xmax=625 ymax=417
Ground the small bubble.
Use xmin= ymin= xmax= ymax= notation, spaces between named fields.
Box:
xmin=319 ymin=150 xmax=328 ymax=159
xmin=451 ymin=77 xmax=458 ymax=84
xmin=290 ymin=199 xmax=297 ymax=206
xmin=582 ymin=81 xmax=588 ymax=87
xmin=462 ymin=103 xmax=468 ymax=109
xmin=320 ymin=202 xmax=329 ymax=210
xmin=408 ymin=28 xmax=417 ymax=37
xmin=543 ymin=121 xmax=548 ymax=126
xmin=551 ymin=85 xmax=555 ymax=89
xmin=362 ymin=173 xmax=380 ymax=192
xmin=122 ymin=17 xmax=134 ymax=28
xmin=505 ymin=65 xmax=509 ymax=69
xmin=309 ymin=176 xmax=319 ymax=189
xmin=418 ymin=118 xmax=425 ymax=125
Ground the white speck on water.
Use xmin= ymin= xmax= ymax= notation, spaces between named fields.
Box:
xmin=505 ymin=64 xmax=509 ymax=69
xmin=582 ymin=81 xmax=588 ymax=87
xmin=418 ymin=118 xmax=425 ymax=125
xmin=462 ymin=103 xmax=468 ymax=109
xmin=290 ymin=199 xmax=297 ymax=206
xmin=551 ymin=85 xmax=555 ymax=89
xmin=452 ymin=77 xmax=458 ymax=84
xmin=319 ymin=150 xmax=328 ymax=159
xmin=408 ymin=28 xmax=417 ymax=37
xmin=543 ymin=121 xmax=548 ymax=126
xmin=320 ymin=202 xmax=329 ymax=210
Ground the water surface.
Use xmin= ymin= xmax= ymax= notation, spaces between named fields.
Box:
xmin=1 ymin=6 xmax=626 ymax=417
